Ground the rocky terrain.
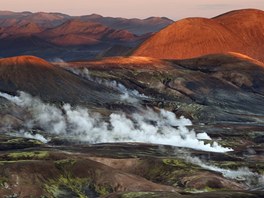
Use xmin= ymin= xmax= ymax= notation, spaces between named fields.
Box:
xmin=0 ymin=54 xmax=263 ymax=197
xmin=0 ymin=7 xmax=263 ymax=198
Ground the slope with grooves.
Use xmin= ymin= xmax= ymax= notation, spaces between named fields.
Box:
xmin=133 ymin=17 xmax=245 ymax=59
xmin=71 ymin=53 xmax=264 ymax=122
xmin=38 ymin=20 xmax=137 ymax=46
xmin=133 ymin=9 xmax=264 ymax=62
xmin=214 ymin=9 xmax=264 ymax=62
xmin=2 ymin=22 xmax=43 ymax=37
xmin=172 ymin=52 xmax=264 ymax=95
xmin=0 ymin=56 xmax=118 ymax=105
xmin=78 ymin=15 xmax=174 ymax=35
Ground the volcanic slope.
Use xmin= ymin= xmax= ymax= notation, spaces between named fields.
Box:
xmin=214 ymin=9 xmax=264 ymax=62
xmin=133 ymin=9 xmax=264 ymax=62
xmin=68 ymin=53 xmax=264 ymax=123
xmin=0 ymin=56 xmax=119 ymax=105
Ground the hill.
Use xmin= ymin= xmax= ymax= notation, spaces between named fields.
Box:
xmin=0 ymin=12 xmax=152 ymax=60
xmin=1 ymin=22 xmax=43 ymax=37
xmin=133 ymin=9 xmax=264 ymax=63
xmin=84 ymin=53 xmax=264 ymax=124
xmin=38 ymin=20 xmax=137 ymax=46
xmin=0 ymin=56 xmax=118 ymax=105
xmin=0 ymin=11 xmax=173 ymax=34
xmin=78 ymin=15 xmax=173 ymax=35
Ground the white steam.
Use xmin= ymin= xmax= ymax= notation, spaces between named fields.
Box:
xmin=197 ymin=132 xmax=212 ymax=140
xmin=0 ymin=91 xmax=233 ymax=153
xmin=185 ymin=156 xmax=264 ymax=188
xmin=55 ymin=61 xmax=147 ymax=103
xmin=67 ymin=67 xmax=148 ymax=104
xmin=20 ymin=131 xmax=50 ymax=144
xmin=51 ymin=58 xmax=65 ymax=63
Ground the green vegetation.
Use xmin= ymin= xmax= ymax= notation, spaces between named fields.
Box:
xmin=162 ymin=158 xmax=192 ymax=168
xmin=55 ymin=159 xmax=77 ymax=169
xmin=45 ymin=159 xmax=113 ymax=197
xmin=46 ymin=159 xmax=90 ymax=197
xmin=7 ymin=151 xmax=49 ymax=160
xmin=140 ymin=158 xmax=200 ymax=188
xmin=45 ymin=175 xmax=89 ymax=198
xmin=93 ymin=185 xmax=112 ymax=196
xmin=215 ymin=161 xmax=243 ymax=170
xmin=45 ymin=174 xmax=113 ymax=197
xmin=185 ymin=186 xmax=218 ymax=193
xmin=121 ymin=192 xmax=155 ymax=198
xmin=6 ymin=137 xmax=43 ymax=145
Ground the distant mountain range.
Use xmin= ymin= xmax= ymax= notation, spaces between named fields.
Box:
xmin=1 ymin=9 xmax=264 ymax=63
xmin=0 ymin=11 xmax=173 ymax=60
xmin=0 ymin=11 xmax=173 ymax=35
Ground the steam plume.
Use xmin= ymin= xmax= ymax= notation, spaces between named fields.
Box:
xmin=67 ymin=67 xmax=148 ymax=104
xmin=0 ymin=91 xmax=232 ymax=153
xmin=185 ymin=156 xmax=264 ymax=189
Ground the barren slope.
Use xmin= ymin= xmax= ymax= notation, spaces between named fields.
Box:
xmin=0 ymin=56 xmax=118 ymax=104
xmin=38 ymin=20 xmax=137 ymax=46
xmin=134 ymin=9 xmax=264 ymax=62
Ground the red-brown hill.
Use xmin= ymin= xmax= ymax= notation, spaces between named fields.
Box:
xmin=0 ymin=56 xmax=118 ymax=104
xmin=133 ymin=9 xmax=264 ymax=63
xmin=2 ymin=22 xmax=43 ymax=37
xmin=38 ymin=20 xmax=138 ymax=46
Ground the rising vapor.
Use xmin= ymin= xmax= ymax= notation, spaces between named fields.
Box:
xmin=185 ymin=156 xmax=264 ymax=189
xmin=0 ymin=91 xmax=233 ymax=152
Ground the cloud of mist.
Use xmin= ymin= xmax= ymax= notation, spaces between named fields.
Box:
xmin=185 ymin=156 xmax=264 ymax=189
xmin=66 ymin=67 xmax=149 ymax=104
xmin=55 ymin=59 xmax=148 ymax=104
xmin=20 ymin=130 xmax=50 ymax=143
xmin=0 ymin=91 xmax=233 ymax=153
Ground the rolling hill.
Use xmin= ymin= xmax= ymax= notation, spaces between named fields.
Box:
xmin=78 ymin=15 xmax=173 ymax=35
xmin=0 ymin=56 xmax=119 ymax=105
xmin=0 ymin=11 xmax=161 ymax=60
xmin=133 ymin=9 xmax=264 ymax=63
xmin=0 ymin=11 xmax=173 ymax=34
xmin=38 ymin=20 xmax=137 ymax=46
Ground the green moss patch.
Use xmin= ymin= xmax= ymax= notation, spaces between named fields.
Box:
xmin=45 ymin=175 xmax=89 ymax=198
xmin=121 ymin=192 xmax=156 ymax=198
xmin=45 ymin=159 xmax=113 ymax=197
xmin=7 ymin=151 xmax=49 ymax=160
xmin=138 ymin=158 xmax=200 ymax=188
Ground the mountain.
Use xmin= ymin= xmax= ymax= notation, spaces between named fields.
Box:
xmin=0 ymin=11 xmax=173 ymax=35
xmin=1 ymin=22 xmax=43 ymax=37
xmin=21 ymin=12 xmax=71 ymax=27
xmin=214 ymin=9 xmax=264 ymax=62
xmin=133 ymin=9 xmax=264 ymax=63
xmin=0 ymin=35 xmax=59 ymax=58
xmin=0 ymin=11 xmax=157 ymax=60
xmin=38 ymin=20 xmax=137 ymax=46
xmin=0 ymin=56 xmax=119 ymax=104
xmin=0 ymin=11 xmax=70 ymax=28
xmin=78 ymin=15 xmax=174 ymax=35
